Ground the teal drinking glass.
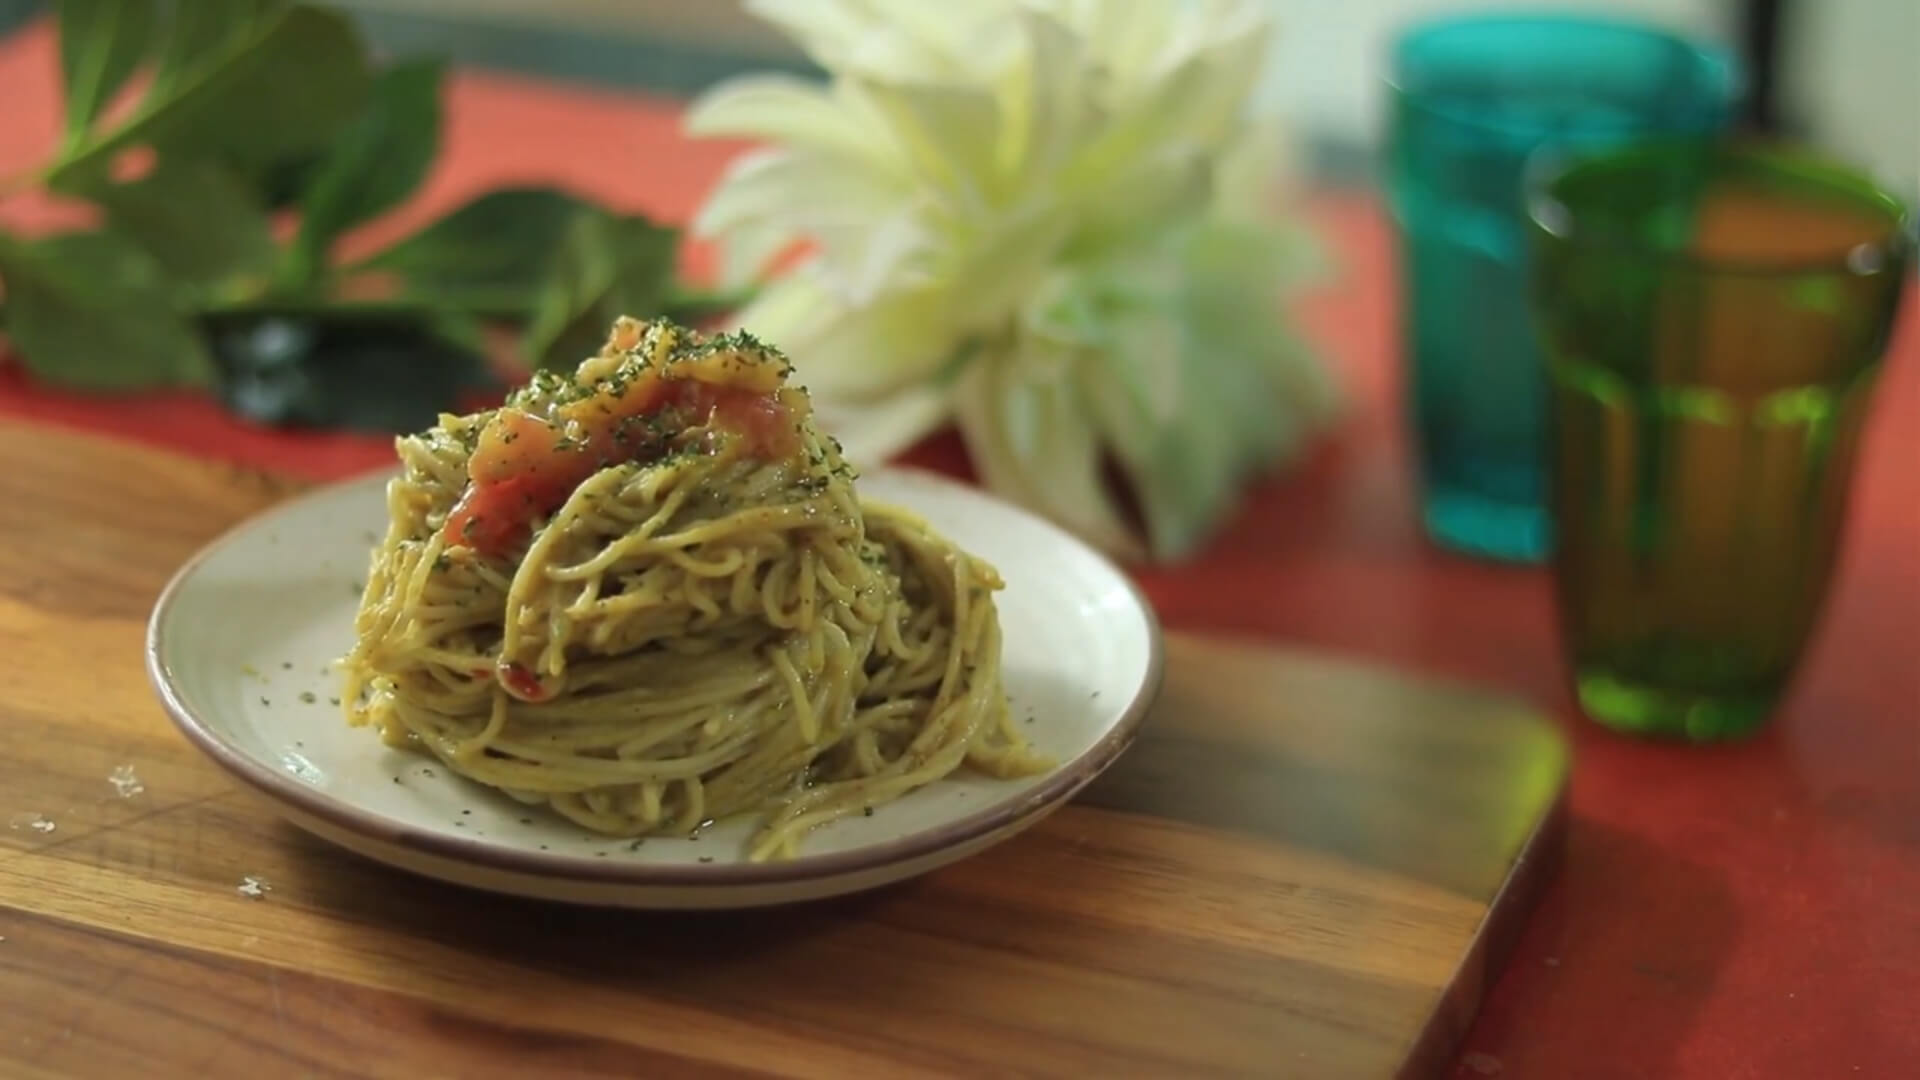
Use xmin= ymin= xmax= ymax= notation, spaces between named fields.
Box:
xmin=1386 ymin=14 xmax=1740 ymax=561
xmin=1530 ymin=141 xmax=1913 ymax=741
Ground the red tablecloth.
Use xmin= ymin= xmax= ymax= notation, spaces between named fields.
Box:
xmin=2 ymin=22 xmax=1914 ymax=1078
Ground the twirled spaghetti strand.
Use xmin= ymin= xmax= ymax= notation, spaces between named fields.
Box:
xmin=340 ymin=317 xmax=1045 ymax=859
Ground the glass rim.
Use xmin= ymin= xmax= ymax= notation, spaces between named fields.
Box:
xmin=1384 ymin=11 xmax=1743 ymax=140
xmin=1525 ymin=138 xmax=1917 ymax=278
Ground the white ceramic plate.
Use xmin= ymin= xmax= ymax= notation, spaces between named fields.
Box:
xmin=147 ymin=468 xmax=1162 ymax=909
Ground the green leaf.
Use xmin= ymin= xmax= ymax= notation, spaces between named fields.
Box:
xmin=55 ymin=0 xmax=155 ymax=147
xmin=48 ymin=4 xmax=370 ymax=189
xmin=287 ymin=57 xmax=446 ymax=286
xmin=150 ymin=0 xmax=285 ymax=97
xmin=522 ymin=211 xmax=678 ymax=372
xmin=247 ymin=149 xmax=329 ymax=210
xmin=67 ymin=156 xmax=276 ymax=294
xmin=146 ymin=1 xmax=311 ymax=209
xmin=0 ymin=229 xmax=212 ymax=390
xmin=353 ymin=187 xmax=602 ymax=318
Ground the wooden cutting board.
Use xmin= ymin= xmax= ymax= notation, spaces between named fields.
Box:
xmin=0 ymin=421 xmax=1567 ymax=1079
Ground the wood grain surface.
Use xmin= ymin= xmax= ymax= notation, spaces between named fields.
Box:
xmin=0 ymin=420 xmax=1567 ymax=1080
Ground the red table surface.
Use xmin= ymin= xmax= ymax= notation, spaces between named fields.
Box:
xmin=1 ymin=23 xmax=1914 ymax=1079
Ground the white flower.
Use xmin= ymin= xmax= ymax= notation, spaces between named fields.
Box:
xmin=688 ymin=0 xmax=1337 ymax=560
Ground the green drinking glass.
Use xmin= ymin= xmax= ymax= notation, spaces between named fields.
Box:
xmin=1528 ymin=141 xmax=1913 ymax=741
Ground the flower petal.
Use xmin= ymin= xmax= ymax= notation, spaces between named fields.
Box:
xmin=685 ymin=75 xmax=901 ymax=175
xmin=810 ymin=382 xmax=951 ymax=467
xmin=854 ymin=76 xmax=1005 ymax=209
xmin=1078 ymin=223 xmax=1339 ymax=558
xmin=731 ymin=269 xmax=953 ymax=399
xmin=999 ymin=9 xmax=1091 ymax=186
xmin=693 ymin=147 xmax=920 ymax=287
xmin=939 ymin=199 xmax=1073 ymax=332
xmin=954 ymin=341 xmax=1143 ymax=559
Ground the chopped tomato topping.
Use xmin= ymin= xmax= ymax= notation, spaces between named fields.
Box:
xmin=673 ymin=382 xmax=797 ymax=460
xmin=497 ymin=661 xmax=551 ymax=702
xmin=469 ymin=409 xmax=561 ymax=485
xmin=439 ymin=352 xmax=798 ymax=559
xmin=443 ymin=474 xmax=552 ymax=557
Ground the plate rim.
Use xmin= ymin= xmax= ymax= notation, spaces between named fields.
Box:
xmin=146 ymin=465 xmax=1164 ymax=888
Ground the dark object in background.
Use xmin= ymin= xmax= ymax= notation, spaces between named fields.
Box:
xmin=1736 ymin=0 xmax=1788 ymax=133
xmin=205 ymin=309 xmax=496 ymax=433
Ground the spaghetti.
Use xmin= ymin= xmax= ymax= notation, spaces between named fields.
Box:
xmin=341 ymin=316 xmax=1045 ymax=859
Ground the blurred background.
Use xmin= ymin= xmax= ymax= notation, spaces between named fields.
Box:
xmin=4 ymin=0 xmax=1904 ymax=193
